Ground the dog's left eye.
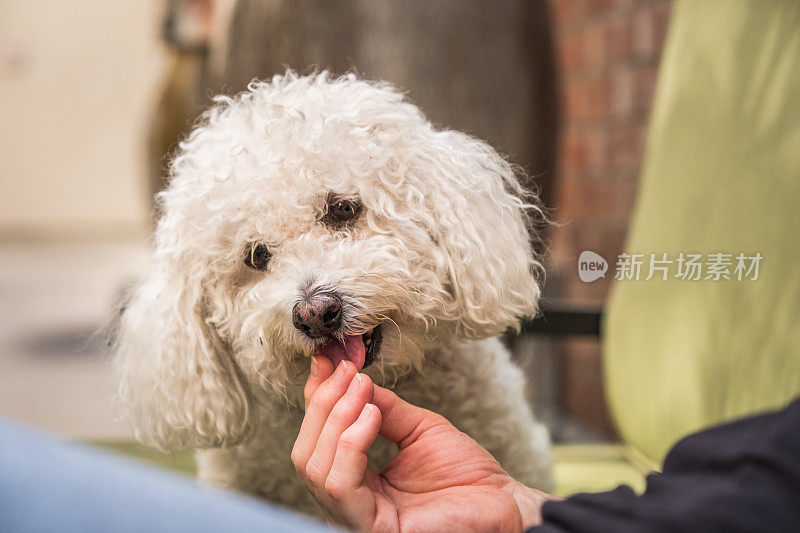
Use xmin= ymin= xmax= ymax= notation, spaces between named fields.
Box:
xmin=244 ymin=243 xmax=271 ymax=270
xmin=323 ymin=198 xmax=362 ymax=227
xmin=332 ymin=200 xmax=360 ymax=220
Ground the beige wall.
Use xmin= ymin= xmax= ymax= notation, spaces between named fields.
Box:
xmin=0 ymin=1 xmax=164 ymax=237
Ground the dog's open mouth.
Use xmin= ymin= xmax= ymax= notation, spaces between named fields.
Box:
xmin=317 ymin=325 xmax=382 ymax=371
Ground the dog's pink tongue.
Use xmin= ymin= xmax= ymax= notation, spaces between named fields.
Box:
xmin=318 ymin=335 xmax=366 ymax=370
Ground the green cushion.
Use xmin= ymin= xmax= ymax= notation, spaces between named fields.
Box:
xmin=604 ymin=0 xmax=800 ymax=465
xmin=551 ymin=444 xmax=656 ymax=498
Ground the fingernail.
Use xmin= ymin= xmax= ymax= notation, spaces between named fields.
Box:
xmin=346 ymin=372 xmax=362 ymax=392
xmin=334 ymin=360 xmax=349 ymax=379
xmin=309 ymin=356 xmax=318 ymax=377
xmin=361 ymin=403 xmax=376 ymax=419
xmin=351 ymin=372 xmax=366 ymax=389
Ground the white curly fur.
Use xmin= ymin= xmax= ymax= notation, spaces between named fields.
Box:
xmin=114 ymin=71 xmax=552 ymax=515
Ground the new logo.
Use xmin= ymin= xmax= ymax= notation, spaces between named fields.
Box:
xmin=578 ymin=251 xmax=608 ymax=282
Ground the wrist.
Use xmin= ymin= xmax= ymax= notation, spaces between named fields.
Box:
xmin=508 ymin=480 xmax=556 ymax=530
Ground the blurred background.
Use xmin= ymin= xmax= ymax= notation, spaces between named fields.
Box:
xmin=0 ymin=0 xmax=671 ymax=442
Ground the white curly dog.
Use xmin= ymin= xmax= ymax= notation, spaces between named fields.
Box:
xmin=114 ymin=72 xmax=552 ymax=516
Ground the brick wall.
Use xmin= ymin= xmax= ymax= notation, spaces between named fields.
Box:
xmin=546 ymin=0 xmax=672 ymax=435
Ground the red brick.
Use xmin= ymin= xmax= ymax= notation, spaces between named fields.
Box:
xmin=598 ymin=225 xmax=629 ymax=260
xmin=583 ymin=23 xmax=607 ymax=71
xmin=555 ymin=175 xmax=618 ymax=226
xmin=608 ymin=121 xmax=645 ymax=169
xmin=557 ymin=30 xmax=585 ymax=72
xmin=613 ymin=180 xmax=639 ymax=224
xmin=584 ymin=127 xmax=610 ymax=172
xmin=652 ymin=2 xmax=672 ymax=55
xmin=562 ymin=129 xmax=588 ymax=174
xmin=558 ymin=339 xmax=615 ymax=436
xmin=632 ymin=8 xmax=656 ymax=60
xmin=610 ymin=65 xmax=635 ymax=118
xmin=584 ymin=178 xmax=617 ymax=218
xmin=633 ymin=65 xmax=659 ymax=114
xmin=549 ymin=0 xmax=588 ymax=24
xmin=553 ymin=178 xmax=578 ymax=225
xmin=588 ymin=76 xmax=612 ymax=120
xmin=585 ymin=0 xmax=616 ymax=15
xmin=563 ymin=79 xmax=592 ymax=121
xmin=605 ymin=16 xmax=632 ymax=64
xmin=563 ymin=76 xmax=612 ymax=122
xmin=546 ymin=225 xmax=577 ymax=273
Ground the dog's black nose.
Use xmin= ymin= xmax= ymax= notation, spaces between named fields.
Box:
xmin=292 ymin=292 xmax=342 ymax=338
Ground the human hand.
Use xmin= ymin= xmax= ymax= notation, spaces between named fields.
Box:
xmin=291 ymin=356 xmax=554 ymax=532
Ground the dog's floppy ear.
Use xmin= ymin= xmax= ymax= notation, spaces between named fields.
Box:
xmin=421 ymin=130 xmax=543 ymax=338
xmin=113 ymin=251 xmax=252 ymax=450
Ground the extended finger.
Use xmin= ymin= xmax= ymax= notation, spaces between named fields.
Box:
xmin=305 ymin=372 xmax=374 ymax=487
xmin=372 ymin=384 xmax=450 ymax=448
xmin=304 ymin=355 xmax=334 ymax=410
xmin=323 ymin=403 xmax=382 ymax=530
xmin=292 ymin=361 xmax=358 ymax=476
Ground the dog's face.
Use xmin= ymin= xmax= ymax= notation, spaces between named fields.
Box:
xmin=115 ymin=73 xmax=542 ymax=449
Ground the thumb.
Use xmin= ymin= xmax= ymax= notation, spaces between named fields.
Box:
xmin=371 ymin=384 xmax=452 ymax=449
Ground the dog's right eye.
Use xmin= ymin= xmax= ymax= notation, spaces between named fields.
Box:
xmin=244 ymin=243 xmax=271 ymax=270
